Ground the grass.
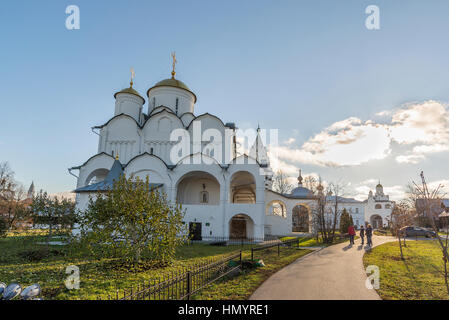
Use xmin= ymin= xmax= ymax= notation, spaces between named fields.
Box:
xmin=363 ymin=240 xmax=449 ymax=300
xmin=0 ymin=232 xmax=255 ymax=300
xmin=1 ymin=232 xmax=315 ymax=300
xmin=193 ymin=246 xmax=312 ymax=300
xmin=374 ymin=230 xmax=389 ymax=236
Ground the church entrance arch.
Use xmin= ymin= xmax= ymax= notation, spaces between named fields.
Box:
xmin=292 ymin=204 xmax=310 ymax=232
xmin=229 ymin=214 xmax=254 ymax=239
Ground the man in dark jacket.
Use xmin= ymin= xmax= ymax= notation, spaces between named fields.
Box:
xmin=366 ymin=224 xmax=373 ymax=247
xmin=359 ymin=225 xmax=365 ymax=245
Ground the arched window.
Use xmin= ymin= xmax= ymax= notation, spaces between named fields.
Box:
xmin=266 ymin=201 xmax=287 ymax=218
xmin=200 ymin=191 xmax=209 ymax=204
xmin=375 ymin=204 xmax=382 ymax=209
xmin=385 ymin=204 xmax=391 ymax=209
xmin=175 ymin=98 xmax=179 ymax=114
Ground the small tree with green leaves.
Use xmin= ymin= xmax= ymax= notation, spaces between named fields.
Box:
xmin=340 ymin=208 xmax=352 ymax=234
xmin=31 ymin=191 xmax=76 ymax=248
xmin=77 ymin=174 xmax=187 ymax=265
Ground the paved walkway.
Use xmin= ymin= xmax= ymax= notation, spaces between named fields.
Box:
xmin=250 ymin=235 xmax=396 ymax=300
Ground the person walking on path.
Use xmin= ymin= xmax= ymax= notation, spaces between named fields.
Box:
xmin=366 ymin=224 xmax=373 ymax=247
xmin=359 ymin=225 xmax=365 ymax=245
xmin=348 ymin=225 xmax=356 ymax=245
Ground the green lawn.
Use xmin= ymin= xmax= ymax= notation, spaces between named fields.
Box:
xmin=193 ymin=246 xmax=312 ymax=300
xmin=363 ymin=240 xmax=449 ymax=300
xmin=1 ymin=232 xmax=317 ymax=300
xmin=0 ymin=232 xmax=256 ymax=300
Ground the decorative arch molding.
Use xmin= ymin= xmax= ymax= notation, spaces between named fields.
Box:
xmin=229 ymin=213 xmax=255 ymax=239
xmin=186 ymin=112 xmax=226 ymax=130
xmin=149 ymin=106 xmax=176 ymax=117
xmin=174 ymin=152 xmax=224 ymax=170
xmin=77 ymin=152 xmax=115 ymax=168
xmin=125 ymin=152 xmax=171 ymax=170
xmin=175 ymin=170 xmax=222 ymax=205
xmin=292 ymin=203 xmax=311 ymax=233
xmin=229 ymin=170 xmax=257 ymax=204
xmin=173 ymin=163 xmax=225 ymax=188
xmin=142 ymin=109 xmax=184 ymax=131
xmin=229 ymin=154 xmax=263 ymax=167
xmin=84 ymin=168 xmax=110 ymax=186
xmin=93 ymin=113 xmax=140 ymax=130
xmin=266 ymin=200 xmax=287 ymax=218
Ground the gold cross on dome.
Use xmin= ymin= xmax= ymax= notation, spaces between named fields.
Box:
xmin=171 ymin=52 xmax=177 ymax=78
xmin=130 ymin=67 xmax=135 ymax=87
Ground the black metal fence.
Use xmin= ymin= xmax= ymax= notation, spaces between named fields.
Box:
xmin=250 ymin=237 xmax=300 ymax=260
xmin=186 ymin=235 xmax=290 ymax=247
xmin=103 ymin=251 xmax=242 ymax=300
xmin=101 ymin=236 xmax=307 ymax=300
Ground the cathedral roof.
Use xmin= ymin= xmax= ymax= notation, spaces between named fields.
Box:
xmin=74 ymin=158 xmax=124 ymax=193
xmin=114 ymin=86 xmax=145 ymax=103
xmin=289 ymin=186 xmax=313 ymax=198
xmin=74 ymin=158 xmax=163 ymax=193
xmin=147 ymin=78 xmax=197 ymax=102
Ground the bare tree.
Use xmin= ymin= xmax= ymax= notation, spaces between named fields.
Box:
xmin=311 ymin=179 xmax=345 ymax=244
xmin=0 ymin=162 xmax=30 ymax=230
xmin=406 ymin=182 xmax=430 ymax=227
xmin=0 ymin=162 xmax=16 ymax=195
xmin=0 ymin=184 xmax=28 ymax=230
xmin=391 ymin=201 xmax=414 ymax=259
xmin=411 ymin=171 xmax=449 ymax=293
xmin=272 ymin=170 xmax=293 ymax=194
xmin=303 ymin=175 xmax=318 ymax=194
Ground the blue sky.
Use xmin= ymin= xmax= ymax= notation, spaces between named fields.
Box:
xmin=1 ymin=0 xmax=449 ymax=199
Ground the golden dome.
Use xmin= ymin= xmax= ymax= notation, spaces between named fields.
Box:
xmin=114 ymin=86 xmax=145 ymax=103
xmin=146 ymin=78 xmax=197 ymax=102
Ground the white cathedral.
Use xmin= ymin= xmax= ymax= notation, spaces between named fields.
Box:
xmin=69 ymin=59 xmax=393 ymax=240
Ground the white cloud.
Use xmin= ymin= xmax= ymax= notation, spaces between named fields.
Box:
xmin=284 ymin=138 xmax=296 ymax=145
xmin=268 ymin=100 xmax=449 ymax=168
xmin=395 ymin=154 xmax=425 ymax=164
xmin=270 ymin=119 xmax=391 ymax=167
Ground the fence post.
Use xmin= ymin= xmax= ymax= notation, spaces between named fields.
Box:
xmin=251 ymin=248 xmax=254 ymax=261
xmin=240 ymin=250 xmax=242 ymax=268
xmin=186 ymin=271 xmax=191 ymax=300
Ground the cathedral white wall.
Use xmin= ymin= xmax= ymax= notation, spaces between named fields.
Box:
xmin=114 ymin=93 xmax=144 ymax=123
xmin=100 ymin=116 xmax=140 ymax=164
xmin=180 ymin=113 xmax=195 ymax=127
xmin=142 ymin=111 xmax=184 ymax=164
xmin=72 ymin=193 xmax=98 ymax=236
xmin=187 ymin=115 xmax=229 ymax=165
xmin=265 ymin=191 xmax=317 ymax=236
xmin=365 ymin=198 xmax=393 ymax=227
xmin=177 ymin=177 xmax=220 ymax=205
xmin=148 ymin=87 xmax=194 ymax=115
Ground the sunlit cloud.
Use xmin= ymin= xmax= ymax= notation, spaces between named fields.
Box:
xmin=267 ymin=100 xmax=449 ymax=168
xmin=395 ymin=154 xmax=425 ymax=164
